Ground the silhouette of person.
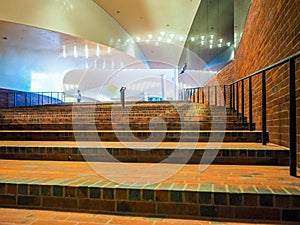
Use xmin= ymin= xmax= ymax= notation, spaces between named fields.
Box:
xmin=77 ymin=90 xmax=81 ymax=103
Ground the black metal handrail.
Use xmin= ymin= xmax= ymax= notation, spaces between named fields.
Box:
xmin=230 ymin=51 xmax=299 ymax=176
xmin=184 ymin=51 xmax=300 ymax=176
xmin=0 ymin=90 xmax=65 ymax=108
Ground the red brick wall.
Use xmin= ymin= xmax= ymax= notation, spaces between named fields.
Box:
xmin=206 ymin=0 xmax=300 ymax=174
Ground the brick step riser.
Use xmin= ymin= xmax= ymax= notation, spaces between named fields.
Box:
xmin=0 ymin=109 xmax=232 ymax=115
xmin=0 ymin=102 xmax=227 ymax=110
xmin=0 ymin=110 xmax=244 ymax=115
xmin=0 ymin=131 xmax=264 ymax=142
xmin=0 ymin=123 xmax=251 ymax=131
xmin=0 ymin=117 xmax=248 ymax=124
xmin=0 ymin=147 xmax=288 ymax=165
xmin=0 ymin=183 xmax=298 ymax=222
xmin=0 ymin=105 xmax=244 ymax=116
xmin=0 ymin=113 xmax=247 ymax=118
xmin=0 ymin=110 xmax=245 ymax=115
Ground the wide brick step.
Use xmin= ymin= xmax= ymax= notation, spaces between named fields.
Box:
xmin=0 ymin=103 xmax=244 ymax=115
xmin=0 ymin=102 xmax=226 ymax=111
xmin=0 ymin=116 xmax=247 ymax=124
xmin=0 ymin=103 xmax=248 ymax=130
xmin=0 ymin=143 xmax=288 ymax=165
xmin=0 ymin=130 xmax=265 ymax=142
xmin=0 ymin=122 xmax=251 ymax=131
xmin=0 ymin=160 xmax=299 ymax=222
xmin=0 ymin=109 xmax=241 ymax=116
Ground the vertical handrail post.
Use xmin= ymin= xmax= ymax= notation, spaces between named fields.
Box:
xmin=208 ymin=86 xmax=210 ymax=106
xmin=120 ymin=87 xmax=126 ymax=108
xmin=223 ymin=85 xmax=226 ymax=107
xmin=193 ymin=88 xmax=196 ymax=102
xmin=186 ymin=89 xmax=188 ymax=101
xmin=262 ymin=71 xmax=267 ymax=145
xmin=236 ymin=82 xmax=239 ymax=116
xmin=289 ymin=58 xmax=297 ymax=176
xmin=230 ymin=84 xmax=233 ymax=109
xmin=214 ymin=86 xmax=217 ymax=106
xmin=249 ymin=77 xmax=253 ymax=131
xmin=232 ymin=84 xmax=235 ymax=111
xmin=241 ymin=80 xmax=245 ymax=123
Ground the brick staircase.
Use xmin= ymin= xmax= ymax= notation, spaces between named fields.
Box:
xmin=0 ymin=101 xmax=299 ymax=222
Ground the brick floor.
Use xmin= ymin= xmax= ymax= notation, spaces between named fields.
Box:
xmin=0 ymin=159 xmax=298 ymax=191
xmin=0 ymin=156 xmax=299 ymax=223
xmin=0 ymin=207 xmax=299 ymax=225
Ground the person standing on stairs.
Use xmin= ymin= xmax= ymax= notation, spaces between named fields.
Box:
xmin=77 ymin=90 xmax=82 ymax=103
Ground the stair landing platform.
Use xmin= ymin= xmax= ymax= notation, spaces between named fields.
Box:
xmin=0 ymin=158 xmax=299 ymax=223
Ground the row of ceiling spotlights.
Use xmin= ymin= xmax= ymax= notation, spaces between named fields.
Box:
xmin=62 ymin=44 xmax=111 ymax=58
xmin=62 ymin=32 xmax=242 ymax=58
xmin=110 ymin=32 xmax=243 ymax=44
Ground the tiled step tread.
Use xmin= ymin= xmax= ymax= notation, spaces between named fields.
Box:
xmin=0 ymin=160 xmax=299 ymax=222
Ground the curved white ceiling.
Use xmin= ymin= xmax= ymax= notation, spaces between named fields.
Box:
xmin=0 ymin=0 xmax=250 ymax=93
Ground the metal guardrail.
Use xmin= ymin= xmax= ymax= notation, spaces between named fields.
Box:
xmin=0 ymin=91 xmax=65 ymax=108
xmin=184 ymin=51 xmax=300 ymax=176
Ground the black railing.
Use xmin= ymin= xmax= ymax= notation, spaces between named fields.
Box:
xmin=0 ymin=90 xmax=65 ymax=108
xmin=183 ymin=85 xmax=227 ymax=107
xmin=184 ymin=51 xmax=300 ymax=176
